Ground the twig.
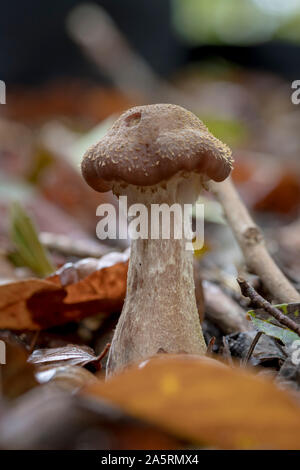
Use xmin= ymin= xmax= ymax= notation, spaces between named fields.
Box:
xmin=209 ymin=177 xmax=300 ymax=303
xmin=206 ymin=336 xmax=216 ymax=355
xmin=242 ymin=331 xmax=263 ymax=366
xmin=97 ymin=342 xmax=111 ymax=362
xmin=93 ymin=343 xmax=111 ymax=371
xmin=237 ymin=277 xmax=300 ymax=337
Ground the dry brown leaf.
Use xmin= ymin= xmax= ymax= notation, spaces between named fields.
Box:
xmin=1 ymin=340 xmax=38 ymax=399
xmin=0 ymin=279 xmax=61 ymax=330
xmin=0 ymin=255 xmax=128 ymax=330
xmin=83 ymin=354 xmax=300 ymax=450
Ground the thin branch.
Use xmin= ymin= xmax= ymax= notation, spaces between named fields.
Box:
xmin=209 ymin=177 xmax=300 ymax=304
xmin=93 ymin=343 xmax=111 ymax=371
xmin=206 ymin=336 xmax=216 ymax=355
xmin=237 ymin=277 xmax=300 ymax=337
xmin=97 ymin=342 xmax=111 ymax=362
xmin=242 ymin=331 xmax=263 ymax=366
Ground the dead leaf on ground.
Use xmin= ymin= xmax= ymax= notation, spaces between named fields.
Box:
xmin=83 ymin=354 xmax=300 ymax=450
xmin=1 ymin=339 xmax=37 ymax=399
xmin=28 ymin=344 xmax=99 ymax=367
xmin=0 ymin=252 xmax=128 ymax=330
xmin=0 ymin=385 xmax=182 ymax=450
xmin=225 ymin=331 xmax=287 ymax=367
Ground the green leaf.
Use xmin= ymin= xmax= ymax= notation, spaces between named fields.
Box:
xmin=9 ymin=202 xmax=55 ymax=277
xmin=249 ymin=310 xmax=300 ymax=346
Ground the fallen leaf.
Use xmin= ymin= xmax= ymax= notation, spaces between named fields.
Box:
xmin=0 ymin=385 xmax=182 ymax=450
xmin=28 ymin=344 xmax=100 ymax=368
xmin=225 ymin=331 xmax=287 ymax=366
xmin=83 ymin=354 xmax=300 ymax=450
xmin=249 ymin=303 xmax=300 ymax=346
xmin=0 ymin=336 xmax=38 ymax=399
xmin=0 ymin=251 xmax=128 ymax=330
xmin=0 ymin=279 xmax=60 ymax=330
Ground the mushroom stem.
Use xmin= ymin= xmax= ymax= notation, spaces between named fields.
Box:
xmin=106 ymin=177 xmax=207 ymax=376
xmin=209 ymin=177 xmax=300 ymax=303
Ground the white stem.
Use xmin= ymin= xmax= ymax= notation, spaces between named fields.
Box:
xmin=106 ymin=176 xmax=207 ymax=375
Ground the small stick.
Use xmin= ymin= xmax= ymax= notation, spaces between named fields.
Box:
xmin=237 ymin=277 xmax=300 ymax=337
xmin=209 ymin=177 xmax=300 ymax=304
xmin=97 ymin=342 xmax=111 ymax=362
xmin=206 ymin=336 xmax=216 ymax=355
xmin=242 ymin=331 xmax=263 ymax=366
xmin=93 ymin=343 xmax=111 ymax=371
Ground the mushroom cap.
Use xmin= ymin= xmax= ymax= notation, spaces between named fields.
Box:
xmin=81 ymin=104 xmax=233 ymax=192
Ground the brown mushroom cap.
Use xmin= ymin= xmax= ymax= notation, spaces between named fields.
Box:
xmin=81 ymin=104 xmax=233 ymax=192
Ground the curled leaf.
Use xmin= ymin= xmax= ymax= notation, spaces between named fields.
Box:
xmin=28 ymin=344 xmax=100 ymax=368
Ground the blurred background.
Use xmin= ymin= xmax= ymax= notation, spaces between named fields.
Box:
xmin=1 ymin=0 xmax=300 ymax=451
xmin=0 ymin=0 xmax=299 ymax=280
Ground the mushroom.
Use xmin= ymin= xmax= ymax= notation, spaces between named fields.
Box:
xmin=81 ymin=104 xmax=233 ymax=375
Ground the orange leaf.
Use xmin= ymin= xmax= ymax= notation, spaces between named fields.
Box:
xmin=0 ymin=257 xmax=128 ymax=330
xmin=83 ymin=355 xmax=300 ymax=450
